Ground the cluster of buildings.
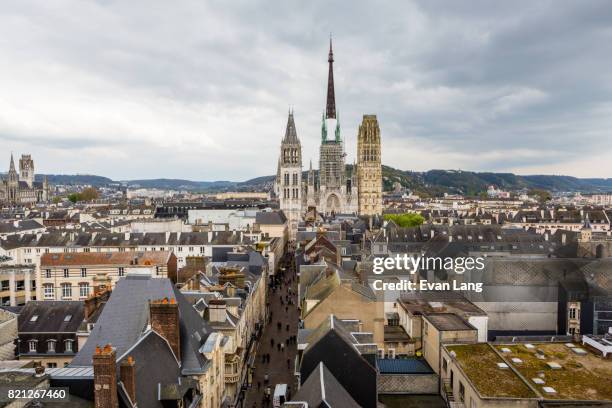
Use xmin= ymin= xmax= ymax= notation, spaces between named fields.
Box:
xmin=0 ymin=41 xmax=611 ymax=408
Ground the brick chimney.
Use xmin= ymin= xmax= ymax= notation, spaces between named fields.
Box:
xmin=120 ymin=356 xmax=136 ymax=404
xmin=93 ymin=344 xmax=118 ymax=408
xmin=149 ymin=298 xmax=180 ymax=361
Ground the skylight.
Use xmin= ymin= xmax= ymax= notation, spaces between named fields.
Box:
xmin=64 ymin=314 xmax=72 ymax=322
xmin=30 ymin=315 xmax=39 ymax=322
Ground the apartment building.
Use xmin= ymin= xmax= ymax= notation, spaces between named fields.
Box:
xmin=0 ymin=231 xmax=252 ymax=268
xmin=38 ymin=251 xmax=176 ymax=301
xmin=0 ymin=264 xmax=37 ymax=306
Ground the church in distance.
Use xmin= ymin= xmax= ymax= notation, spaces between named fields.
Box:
xmin=275 ymin=40 xmax=383 ymax=237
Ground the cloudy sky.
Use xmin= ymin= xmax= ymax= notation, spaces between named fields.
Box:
xmin=1 ymin=1 xmax=612 ymax=181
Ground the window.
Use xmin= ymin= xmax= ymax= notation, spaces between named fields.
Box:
xmin=80 ymin=268 xmax=87 ymax=277
xmin=28 ymin=340 xmax=37 ymax=352
xmin=155 ymin=266 xmax=160 ymax=276
xmin=47 ymin=340 xmax=56 ymax=353
xmin=45 ymin=269 xmax=51 ymax=278
xmin=64 ymin=340 xmax=73 ymax=352
xmin=459 ymin=382 xmax=465 ymax=402
xmin=46 ymin=362 xmax=57 ymax=368
xmin=61 ymin=283 xmax=72 ymax=299
xmin=63 ymin=269 xmax=69 ymax=278
xmin=43 ymin=284 xmax=54 ymax=299
xmin=79 ymin=283 xmax=89 ymax=298
xmin=118 ymin=267 xmax=124 ymax=277
xmin=30 ymin=315 xmax=39 ymax=322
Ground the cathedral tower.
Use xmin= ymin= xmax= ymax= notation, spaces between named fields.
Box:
xmin=19 ymin=154 xmax=35 ymax=188
xmin=276 ymin=110 xmax=302 ymax=239
xmin=357 ymin=115 xmax=382 ymax=216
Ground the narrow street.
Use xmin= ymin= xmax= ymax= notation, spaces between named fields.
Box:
xmin=243 ymin=248 xmax=299 ymax=407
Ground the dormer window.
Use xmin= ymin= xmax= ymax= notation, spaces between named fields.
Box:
xmin=47 ymin=339 xmax=56 ymax=353
xmin=28 ymin=340 xmax=37 ymax=352
xmin=64 ymin=340 xmax=73 ymax=352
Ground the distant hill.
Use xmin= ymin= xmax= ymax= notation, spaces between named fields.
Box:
xmin=34 ymin=174 xmax=114 ymax=186
xmin=16 ymin=167 xmax=612 ymax=195
xmin=123 ymin=178 xmax=235 ymax=190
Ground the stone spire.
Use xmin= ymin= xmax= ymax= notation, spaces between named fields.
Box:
xmin=325 ymin=37 xmax=336 ymax=119
xmin=8 ymin=153 xmax=17 ymax=183
xmin=283 ymin=109 xmax=299 ymax=143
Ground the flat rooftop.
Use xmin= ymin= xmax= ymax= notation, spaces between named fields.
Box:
xmin=494 ymin=342 xmax=612 ymax=401
xmin=446 ymin=343 xmax=537 ymax=399
xmin=425 ymin=313 xmax=475 ymax=332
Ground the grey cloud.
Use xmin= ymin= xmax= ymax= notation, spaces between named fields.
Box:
xmin=0 ymin=0 xmax=611 ymax=179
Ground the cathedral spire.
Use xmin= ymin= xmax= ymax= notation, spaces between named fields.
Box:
xmin=283 ymin=109 xmax=299 ymax=143
xmin=9 ymin=153 xmax=15 ymax=171
xmin=326 ymin=37 xmax=336 ymax=119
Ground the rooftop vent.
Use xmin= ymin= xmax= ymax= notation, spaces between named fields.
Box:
xmin=542 ymin=386 xmax=557 ymax=394
xmin=524 ymin=343 xmax=535 ymax=349
xmin=571 ymin=347 xmax=587 ymax=355
xmin=532 ymin=378 xmax=545 ymax=384
xmin=564 ymin=343 xmax=576 ymax=348
xmin=501 ymin=347 xmax=511 ymax=353
xmin=497 ymin=363 xmax=509 ymax=369
xmin=511 ymin=358 xmax=523 ymax=364
xmin=546 ymin=362 xmax=562 ymax=370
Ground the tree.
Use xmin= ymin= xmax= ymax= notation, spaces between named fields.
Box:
xmin=383 ymin=213 xmax=425 ymax=228
xmin=68 ymin=193 xmax=80 ymax=203
xmin=528 ymin=188 xmax=551 ymax=203
xmin=80 ymin=187 xmax=100 ymax=201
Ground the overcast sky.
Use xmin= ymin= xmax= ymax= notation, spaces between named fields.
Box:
xmin=1 ymin=1 xmax=612 ymax=181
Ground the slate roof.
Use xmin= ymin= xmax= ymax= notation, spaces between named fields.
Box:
xmin=256 ymin=211 xmax=287 ymax=225
xmin=18 ymin=301 xmax=84 ymax=333
xmin=289 ymin=362 xmax=360 ymax=408
xmin=70 ymin=276 xmax=175 ymax=366
xmin=70 ymin=274 xmax=213 ymax=377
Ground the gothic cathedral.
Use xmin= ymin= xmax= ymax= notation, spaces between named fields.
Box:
xmin=275 ymin=40 xmax=382 ymax=238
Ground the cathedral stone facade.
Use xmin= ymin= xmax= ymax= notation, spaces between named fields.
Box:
xmin=0 ymin=154 xmax=50 ymax=205
xmin=275 ymin=40 xmax=382 ymax=238
xmin=357 ymin=115 xmax=383 ymax=216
